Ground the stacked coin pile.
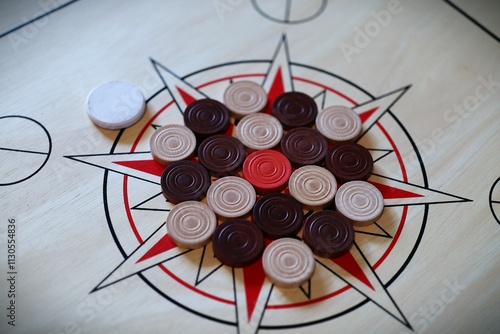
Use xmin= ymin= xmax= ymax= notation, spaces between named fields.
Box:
xmin=149 ymin=80 xmax=384 ymax=288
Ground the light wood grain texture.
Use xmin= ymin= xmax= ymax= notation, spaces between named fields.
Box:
xmin=0 ymin=1 xmax=499 ymax=334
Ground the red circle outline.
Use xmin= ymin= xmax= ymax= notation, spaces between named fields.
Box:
xmin=121 ymin=74 xmax=410 ymax=308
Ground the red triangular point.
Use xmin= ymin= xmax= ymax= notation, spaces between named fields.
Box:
xmin=224 ymin=122 xmax=235 ymax=136
xmin=136 ymin=233 xmax=177 ymax=263
xmin=113 ymin=159 xmax=165 ymax=177
xmin=177 ymin=86 xmax=196 ymax=106
xmin=264 ymin=67 xmax=284 ymax=114
xmin=243 ymin=257 xmax=266 ymax=322
xmin=369 ymin=181 xmax=424 ymax=199
xmin=359 ymin=107 xmax=378 ymax=123
xmin=332 ymin=251 xmax=374 ymax=290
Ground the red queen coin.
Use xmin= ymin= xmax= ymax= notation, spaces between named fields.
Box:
xmin=243 ymin=150 xmax=292 ymax=194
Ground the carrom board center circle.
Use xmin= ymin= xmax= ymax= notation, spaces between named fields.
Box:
xmin=103 ymin=60 xmax=428 ymax=329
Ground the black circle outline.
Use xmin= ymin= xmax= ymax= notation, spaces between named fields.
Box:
xmin=0 ymin=115 xmax=52 ymax=186
xmin=251 ymin=0 xmax=328 ymax=24
xmin=103 ymin=60 xmax=429 ymax=329
xmin=488 ymin=177 xmax=500 ymax=224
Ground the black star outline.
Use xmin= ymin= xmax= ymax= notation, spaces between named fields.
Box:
xmin=65 ymin=34 xmax=473 ymax=333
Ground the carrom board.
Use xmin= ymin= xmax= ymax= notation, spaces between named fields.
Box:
xmin=1 ymin=1 xmax=499 ymax=333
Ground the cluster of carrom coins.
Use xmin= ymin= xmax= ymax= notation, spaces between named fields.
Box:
xmin=147 ymin=80 xmax=384 ymax=289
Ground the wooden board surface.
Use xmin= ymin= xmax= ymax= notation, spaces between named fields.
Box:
xmin=1 ymin=1 xmax=499 ymax=333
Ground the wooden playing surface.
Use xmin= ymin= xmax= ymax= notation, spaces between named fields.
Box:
xmin=1 ymin=1 xmax=499 ymax=333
